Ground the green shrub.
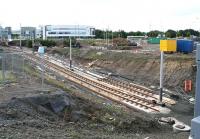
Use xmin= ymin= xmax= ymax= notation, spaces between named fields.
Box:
xmin=27 ymin=40 xmax=33 ymax=48
xmin=63 ymin=38 xmax=76 ymax=47
xmin=8 ymin=40 xmax=32 ymax=48
xmin=40 ymin=40 xmax=56 ymax=47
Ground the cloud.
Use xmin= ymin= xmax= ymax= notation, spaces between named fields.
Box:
xmin=0 ymin=0 xmax=200 ymax=31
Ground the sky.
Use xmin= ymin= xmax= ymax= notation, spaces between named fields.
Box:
xmin=0 ymin=0 xmax=200 ymax=32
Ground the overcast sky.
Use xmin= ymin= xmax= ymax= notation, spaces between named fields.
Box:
xmin=0 ymin=0 xmax=200 ymax=31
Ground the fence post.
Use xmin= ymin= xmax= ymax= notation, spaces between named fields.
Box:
xmin=1 ymin=52 xmax=5 ymax=84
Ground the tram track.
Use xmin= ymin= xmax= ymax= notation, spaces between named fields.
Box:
xmin=22 ymin=52 xmax=173 ymax=114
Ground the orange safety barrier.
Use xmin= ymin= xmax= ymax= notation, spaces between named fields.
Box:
xmin=184 ymin=80 xmax=192 ymax=92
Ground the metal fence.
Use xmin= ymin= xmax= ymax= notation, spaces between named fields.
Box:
xmin=0 ymin=52 xmax=25 ymax=84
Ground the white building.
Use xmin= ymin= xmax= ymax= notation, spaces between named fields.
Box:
xmin=11 ymin=27 xmax=36 ymax=40
xmin=43 ymin=25 xmax=95 ymax=40
xmin=0 ymin=26 xmax=12 ymax=41
xmin=36 ymin=28 xmax=42 ymax=39
xmin=21 ymin=27 xmax=36 ymax=40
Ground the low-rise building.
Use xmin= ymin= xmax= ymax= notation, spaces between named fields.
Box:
xmin=0 ymin=26 xmax=12 ymax=41
xmin=3 ymin=25 xmax=95 ymax=41
xmin=36 ymin=28 xmax=42 ymax=39
xmin=43 ymin=25 xmax=95 ymax=39
xmin=21 ymin=27 xmax=36 ymax=40
xmin=11 ymin=30 xmax=20 ymax=40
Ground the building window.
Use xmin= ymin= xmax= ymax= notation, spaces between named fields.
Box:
xmin=48 ymin=32 xmax=56 ymax=34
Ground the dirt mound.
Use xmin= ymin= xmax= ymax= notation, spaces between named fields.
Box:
xmin=91 ymin=53 xmax=195 ymax=94
xmin=0 ymin=91 xmax=167 ymax=138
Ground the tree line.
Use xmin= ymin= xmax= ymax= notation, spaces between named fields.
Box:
xmin=8 ymin=38 xmax=78 ymax=48
xmin=95 ymin=29 xmax=200 ymax=39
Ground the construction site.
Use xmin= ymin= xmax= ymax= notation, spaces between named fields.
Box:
xmin=0 ymin=35 xmax=198 ymax=139
xmin=1 ymin=0 xmax=200 ymax=138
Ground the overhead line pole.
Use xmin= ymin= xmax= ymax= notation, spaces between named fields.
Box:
xmin=69 ymin=37 xmax=72 ymax=69
xmin=159 ymin=51 xmax=164 ymax=103
xmin=20 ymin=24 xmax=22 ymax=49
xmin=112 ymin=31 xmax=113 ymax=46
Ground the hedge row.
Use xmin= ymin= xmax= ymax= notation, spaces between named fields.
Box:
xmin=8 ymin=38 xmax=77 ymax=48
xmin=8 ymin=40 xmax=33 ymax=48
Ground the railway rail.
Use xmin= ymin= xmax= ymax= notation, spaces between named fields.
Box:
xmin=101 ymin=77 xmax=176 ymax=105
xmin=22 ymin=52 xmax=173 ymax=114
xmin=4 ymin=46 xmax=174 ymax=114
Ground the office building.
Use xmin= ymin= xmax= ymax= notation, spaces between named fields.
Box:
xmin=21 ymin=27 xmax=36 ymax=40
xmin=43 ymin=25 xmax=95 ymax=39
xmin=0 ymin=26 xmax=12 ymax=41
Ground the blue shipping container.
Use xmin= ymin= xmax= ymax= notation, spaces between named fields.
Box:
xmin=177 ymin=40 xmax=193 ymax=53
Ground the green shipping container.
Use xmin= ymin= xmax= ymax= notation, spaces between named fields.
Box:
xmin=148 ymin=38 xmax=166 ymax=44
